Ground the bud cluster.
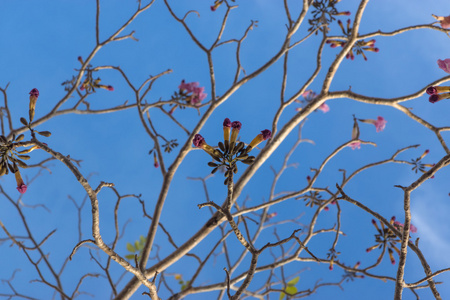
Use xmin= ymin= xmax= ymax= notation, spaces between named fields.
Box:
xmin=76 ymin=57 xmax=114 ymax=93
xmin=426 ymin=85 xmax=450 ymax=103
xmin=326 ymin=19 xmax=379 ymax=61
xmin=308 ymin=0 xmax=351 ymax=35
xmin=193 ymin=118 xmax=271 ymax=184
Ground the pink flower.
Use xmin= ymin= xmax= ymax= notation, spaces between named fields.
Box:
xmin=433 ymin=14 xmax=450 ymax=29
xmin=441 ymin=16 xmax=450 ymax=28
xmin=302 ymin=90 xmax=317 ymax=101
xmin=349 ymin=141 xmax=361 ymax=150
xmin=223 ymin=118 xmax=231 ymax=142
xmin=17 ymin=184 xmax=27 ymax=194
xmin=179 ymin=80 xmax=199 ymax=93
xmin=374 ymin=116 xmax=387 ymax=132
xmin=153 ymin=153 xmax=159 ymax=168
xmin=29 ymin=88 xmax=39 ymax=99
xmin=107 ymin=85 xmax=114 ymax=91
xmin=178 ymin=80 xmax=207 ymax=105
xmin=247 ymin=129 xmax=271 ymax=152
xmin=437 ymin=59 xmax=450 ymax=73
xmin=318 ymin=103 xmax=330 ymax=113
xmin=191 ymin=86 xmax=207 ymax=104
xmin=358 ymin=116 xmax=387 ymax=132
xmin=193 ymin=134 xmax=206 ymax=148
xmin=15 ymin=171 xmax=27 ymax=194
xmin=429 ymin=93 xmax=450 ymax=103
xmin=427 ymin=86 xmax=450 ymax=95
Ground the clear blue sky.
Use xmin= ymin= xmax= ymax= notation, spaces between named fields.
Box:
xmin=1 ymin=0 xmax=450 ymax=299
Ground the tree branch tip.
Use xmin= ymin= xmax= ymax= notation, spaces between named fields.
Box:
xmin=394 ymin=185 xmax=406 ymax=190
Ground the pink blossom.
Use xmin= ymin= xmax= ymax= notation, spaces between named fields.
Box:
xmin=318 ymin=103 xmax=330 ymax=113
xmin=107 ymin=85 xmax=114 ymax=91
xmin=302 ymin=90 xmax=317 ymax=101
xmin=433 ymin=14 xmax=450 ymax=29
xmin=15 ymin=171 xmax=27 ymax=194
xmin=191 ymin=86 xmax=207 ymax=104
xmin=374 ymin=116 xmax=387 ymax=132
xmin=193 ymin=134 xmax=205 ymax=148
xmin=17 ymin=184 xmax=27 ymax=194
xmin=441 ymin=16 xmax=450 ymax=28
xmin=29 ymin=88 xmax=39 ymax=99
xmin=179 ymin=80 xmax=199 ymax=93
xmin=349 ymin=141 xmax=361 ymax=150
xmin=437 ymin=59 xmax=450 ymax=73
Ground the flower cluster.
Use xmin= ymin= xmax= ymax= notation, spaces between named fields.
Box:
xmin=77 ymin=57 xmax=114 ymax=92
xmin=365 ymin=217 xmax=416 ymax=265
xmin=327 ymin=248 xmax=340 ymax=271
xmin=410 ymin=149 xmax=434 ymax=175
xmin=432 ymin=14 xmax=450 ymax=29
xmin=296 ymin=90 xmax=329 ymax=113
xmin=169 ymin=80 xmax=207 ymax=114
xmin=0 ymin=130 xmax=29 ymax=194
xmin=349 ymin=115 xmax=386 ymax=150
xmin=342 ymin=262 xmax=365 ymax=281
xmin=5 ymin=88 xmax=52 ymax=194
xmin=326 ymin=19 xmax=379 ymax=61
xmin=307 ymin=0 xmax=351 ymax=35
xmin=193 ymin=118 xmax=271 ymax=184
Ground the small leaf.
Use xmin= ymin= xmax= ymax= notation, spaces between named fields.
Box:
xmin=135 ymin=241 xmax=140 ymax=250
xmin=279 ymin=292 xmax=286 ymax=300
xmin=17 ymin=160 xmax=27 ymax=168
xmin=125 ymin=254 xmax=135 ymax=260
xmin=139 ymin=235 xmax=146 ymax=245
xmin=7 ymin=163 xmax=15 ymax=173
xmin=211 ymin=155 xmax=221 ymax=162
xmin=208 ymin=162 xmax=218 ymax=167
xmin=285 ymin=286 xmax=297 ymax=296
xmin=287 ymin=276 xmax=300 ymax=286
xmin=211 ymin=167 xmax=218 ymax=174
xmin=20 ymin=117 xmax=28 ymax=126
xmin=126 ymin=242 xmax=135 ymax=253
xmin=15 ymin=134 xmax=25 ymax=142
xmin=37 ymin=131 xmax=52 ymax=137
xmin=218 ymin=142 xmax=225 ymax=151
xmin=235 ymin=142 xmax=245 ymax=153
xmin=18 ymin=155 xmax=31 ymax=160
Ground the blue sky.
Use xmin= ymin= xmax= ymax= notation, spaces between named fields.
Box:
xmin=1 ymin=0 xmax=450 ymax=299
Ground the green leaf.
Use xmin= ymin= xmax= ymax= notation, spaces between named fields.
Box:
xmin=287 ymin=276 xmax=300 ymax=286
xmin=135 ymin=241 xmax=140 ymax=250
xmin=279 ymin=292 xmax=286 ymax=300
xmin=126 ymin=242 xmax=135 ymax=253
xmin=125 ymin=254 xmax=135 ymax=260
xmin=285 ymin=286 xmax=297 ymax=296
xmin=139 ymin=235 xmax=146 ymax=244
